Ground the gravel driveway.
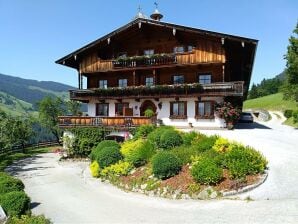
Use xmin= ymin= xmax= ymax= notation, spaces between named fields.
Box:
xmin=6 ymin=117 xmax=298 ymax=224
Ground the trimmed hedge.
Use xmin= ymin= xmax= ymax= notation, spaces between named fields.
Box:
xmin=147 ymin=126 xmax=175 ymax=148
xmin=121 ymin=140 xmax=155 ymax=167
xmin=191 ymin=157 xmax=223 ymax=185
xmin=96 ymin=146 xmax=122 ymax=169
xmin=152 ymin=152 xmax=182 ymax=179
xmin=159 ymin=130 xmax=183 ymax=150
xmin=0 ymin=177 xmax=25 ymax=194
xmin=134 ymin=125 xmax=156 ymax=139
xmin=90 ymin=140 xmax=119 ymax=161
xmin=192 ymin=135 xmax=218 ymax=153
xmin=225 ymin=144 xmax=268 ymax=179
xmin=181 ymin=131 xmax=199 ymax=146
xmin=0 ymin=191 xmax=31 ymax=217
xmin=170 ymin=146 xmax=200 ymax=165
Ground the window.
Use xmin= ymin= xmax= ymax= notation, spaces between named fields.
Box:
xmin=118 ymin=79 xmax=127 ymax=88
xmin=99 ymin=80 xmax=107 ymax=89
xmin=196 ymin=101 xmax=214 ymax=118
xmin=96 ymin=103 xmax=109 ymax=116
xmin=170 ymin=101 xmax=187 ymax=118
xmin=173 ymin=75 xmax=184 ymax=84
xmin=145 ymin=77 xmax=154 ymax=87
xmin=115 ymin=103 xmax=129 ymax=116
xmin=144 ymin=49 xmax=154 ymax=56
xmin=187 ymin=45 xmax=194 ymax=52
xmin=173 ymin=46 xmax=185 ymax=53
xmin=199 ymin=74 xmax=211 ymax=84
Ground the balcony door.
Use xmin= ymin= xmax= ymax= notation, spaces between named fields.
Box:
xmin=140 ymin=100 xmax=156 ymax=116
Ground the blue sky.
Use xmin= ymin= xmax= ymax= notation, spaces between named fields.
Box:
xmin=0 ymin=0 xmax=297 ymax=87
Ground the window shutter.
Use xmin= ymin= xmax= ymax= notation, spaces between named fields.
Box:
xmin=184 ymin=101 xmax=187 ymax=116
xmin=195 ymin=101 xmax=198 ymax=116
xmin=170 ymin=102 xmax=173 ymax=115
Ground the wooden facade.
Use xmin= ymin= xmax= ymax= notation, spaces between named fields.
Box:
xmin=56 ymin=17 xmax=257 ymax=128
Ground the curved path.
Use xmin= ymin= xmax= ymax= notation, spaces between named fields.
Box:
xmin=6 ymin=121 xmax=298 ymax=223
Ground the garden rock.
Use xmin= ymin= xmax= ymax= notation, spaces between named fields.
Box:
xmin=0 ymin=206 xmax=6 ymax=223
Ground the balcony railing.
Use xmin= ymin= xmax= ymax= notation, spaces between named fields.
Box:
xmin=58 ymin=116 xmax=155 ymax=128
xmin=69 ymin=82 xmax=244 ymax=100
xmin=112 ymin=54 xmax=177 ymax=68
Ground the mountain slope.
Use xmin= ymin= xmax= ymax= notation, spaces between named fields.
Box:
xmin=0 ymin=73 xmax=75 ymax=115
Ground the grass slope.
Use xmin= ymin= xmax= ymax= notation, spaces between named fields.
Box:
xmin=244 ymin=92 xmax=298 ymax=128
xmin=243 ymin=93 xmax=298 ymax=111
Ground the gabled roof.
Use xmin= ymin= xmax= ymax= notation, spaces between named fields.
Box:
xmin=55 ymin=17 xmax=258 ymax=68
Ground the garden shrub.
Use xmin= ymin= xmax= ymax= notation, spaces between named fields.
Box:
xmin=90 ymin=140 xmax=119 ymax=161
xmin=159 ymin=129 xmax=183 ymax=150
xmin=170 ymin=146 xmax=199 ymax=165
xmin=284 ymin=110 xmax=293 ymax=118
xmin=101 ymin=161 xmax=133 ymax=177
xmin=200 ymin=149 xmax=226 ymax=168
xmin=90 ymin=161 xmax=100 ymax=177
xmin=121 ymin=139 xmax=155 ymax=167
xmin=96 ymin=146 xmax=122 ymax=169
xmin=293 ymin=110 xmax=298 ymax=123
xmin=181 ymin=131 xmax=198 ymax=146
xmin=0 ymin=191 xmax=31 ymax=217
xmin=147 ymin=126 xmax=175 ymax=148
xmin=66 ymin=128 xmax=105 ymax=157
xmin=225 ymin=144 xmax=268 ymax=179
xmin=0 ymin=176 xmax=25 ymax=194
xmin=192 ymin=135 xmax=218 ymax=153
xmin=191 ymin=157 xmax=223 ymax=185
xmin=212 ymin=137 xmax=231 ymax=153
xmin=151 ymin=152 xmax=182 ymax=179
xmin=7 ymin=215 xmax=51 ymax=224
xmin=134 ymin=125 xmax=156 ymax=139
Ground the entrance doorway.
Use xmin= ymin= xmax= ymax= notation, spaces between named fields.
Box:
xmin=140 ymin=100 xmax=157 ymax=116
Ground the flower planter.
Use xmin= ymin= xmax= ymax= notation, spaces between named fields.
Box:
xmin=227 ymin=122 xmax=234 ymax=130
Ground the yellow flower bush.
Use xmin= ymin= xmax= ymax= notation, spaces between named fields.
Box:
xmin=90 ymin=161 xmax=100 ymax=177
xmin=101 ymin=161 xmax=133 ymax=177
xmin=212 ymin=137 xmax=231 ymax=153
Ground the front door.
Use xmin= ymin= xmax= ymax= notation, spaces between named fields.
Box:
xmin=140 ymin=100 xmax=157 ymax=116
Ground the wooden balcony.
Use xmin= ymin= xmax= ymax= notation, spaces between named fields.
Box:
xmin=69 ymin=82 xmax=244 ymax=101
xmin=79 ymin=50 xmax=226 ymax=73
xmin=58 ymin=116 xmax=155 ymax=128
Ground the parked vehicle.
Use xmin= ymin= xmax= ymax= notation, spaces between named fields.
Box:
xmin=239 ymin=112 xmax=254 ymax=123
xmin=105 ymin=132 xmax=133 ymax=142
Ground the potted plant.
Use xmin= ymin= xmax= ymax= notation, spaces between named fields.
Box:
xmin=144 ymin=108 xmax=155 ymax=117
xmin=215 ymin=102 xmax=241 ymax=130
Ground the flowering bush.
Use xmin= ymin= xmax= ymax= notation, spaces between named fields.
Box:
xmin=215 ymin=102 xmax=241 ymax=123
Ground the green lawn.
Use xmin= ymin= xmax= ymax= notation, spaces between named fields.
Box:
xmin=243 ymin=93 xmax=298 ymax=111
xmin=0 ymin=147 xmax=54 ymax=171
xmin=243 ymin=92 xmax=298 ymax=128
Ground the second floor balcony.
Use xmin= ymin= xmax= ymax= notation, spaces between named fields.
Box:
xmin=69 ymin=81 xmax=244 ymax=101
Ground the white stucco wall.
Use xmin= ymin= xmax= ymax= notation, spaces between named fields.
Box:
xmin=87 ymin=96 xmax=225 ymax=128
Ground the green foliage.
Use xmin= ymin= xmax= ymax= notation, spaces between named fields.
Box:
xmin=225 ymin=144 xmax=268 ymax=179
xmin=101 ymin=161 xmax=133 ymax=177
xmin=121 ymin=139 xmax=155 ymax=167
xmin=283 ymin=22 xmax=298 ymax=102
xmin=0 ymin=110 xmax=33 ymax=152
xmin=144 ymin=109 xmax=155 ymax=117
xmin=248 ymin=76 xmax=283 ymax=100
xmin=90 ymin=140 xmax=119 ymax=161
xmin=212 ymin=137 xmax=231 ymax=153
xmin=181 ymin=131 xmax=199 ymax=146
xmin=0 ymin=191 xmax=31 ymax=217
xmin=147 ymin=126 xmax=175 ymax=148
xmin=66 ymin=100 xmax=81 ymax=116
xmin=0 ymin=175 xmax=25 ymax=194
xmin=67 ymin=128 xmax=106 ymax=157
xmin=37 ymin=96 xmax=65 ymax=142
xmin=90 ymin=161 xmax=100 ymax=177
xmin=284 ymin=109 xmax=293 ymax=118
xmin=151 ymin=152 xmax=182 ymax=179
xmin=159 ymin=129 xmax=183 ymax=150
xmin=7 ymin=215 xmax=51 ymax=224
xmin=192 ymin=135 xmax=218 ymax=153
xmin=96 ymin=146 xmax=122 ymax=169
xmin=191 ymin=157 xmax=223 ymax=185
xmin=292 ymin=110 xmax=298 ymax=123
xmin=170 ymin=146 xmax=199 ymax=165
xmin=134 ymin=125 xmax=156 ymax=139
